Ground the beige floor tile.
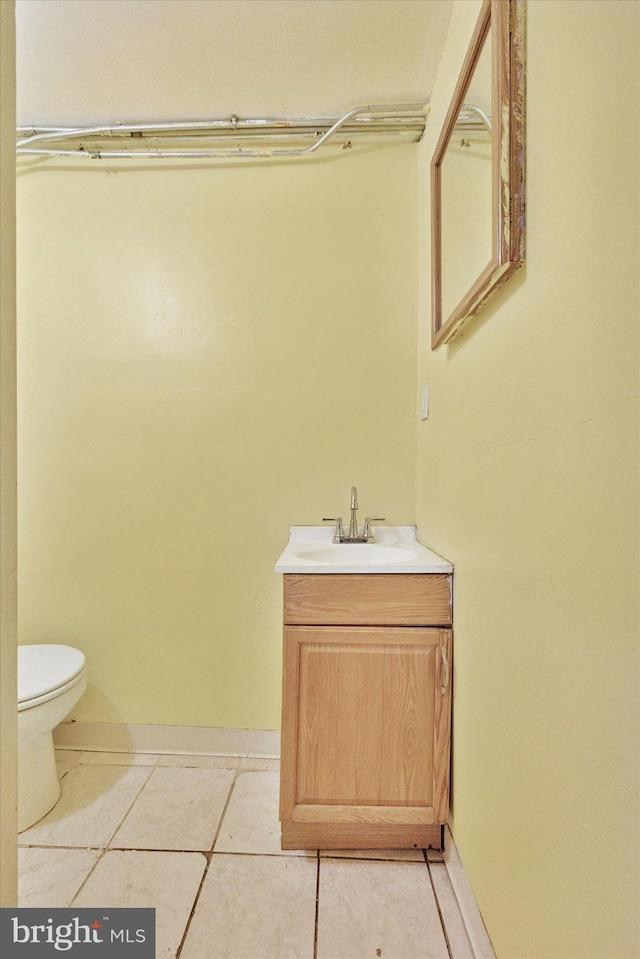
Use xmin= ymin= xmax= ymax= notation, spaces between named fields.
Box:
xmin=180 ymin=853 xmax=317 ymax=959
xmin=55 ymin=749 xmax=81 ymax=780
xmin=72 ymin=849 xmax=206 ymax=959
xmin=18 ymin=847 xmax=101 ymax=907
xmin=18 ymin=764 xmax=152 ymax=847
xmin=429 ymin=863 xmax=475 ymax=959
xmin=110 ymin=766 xmax=234 ymax=851
xmin=157 ymin=753 xmax=240 ymax=769
xmin=54 ymin=749 xmax=82 ymax=765
xmin=320 ymin=847 xmax=426 ymax=861
xmin=317 ymin=858 xmax=449 ymax=959
xmin=238 ymin=756 xmax=280 ymax=772
xmin=214 ymin=770 xmax=312 ymax=857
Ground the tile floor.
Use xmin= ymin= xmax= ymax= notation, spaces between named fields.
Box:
xmin=19 ymin=750 xmax=475 ymax=959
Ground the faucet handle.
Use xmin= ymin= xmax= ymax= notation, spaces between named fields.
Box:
xmin=322 ymin=517 xmax=344 ymax=542
xmin=363 ymin=517 xmax=386 ymax=541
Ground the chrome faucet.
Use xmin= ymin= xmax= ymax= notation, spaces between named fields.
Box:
xmin=348 ymin=486 xmax=359 ymax=539
xmin=323 ymin=487 xmax=385 ymax=543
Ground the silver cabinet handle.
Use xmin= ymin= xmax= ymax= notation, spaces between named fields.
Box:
xmin=440 ymin=647 xmax=449 ymax=695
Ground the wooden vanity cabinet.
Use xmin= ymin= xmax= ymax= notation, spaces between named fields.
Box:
xmin=279 ymin=573 xmax=452 ymax=850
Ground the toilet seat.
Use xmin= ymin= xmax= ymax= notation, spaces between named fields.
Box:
xmin=18 ymin=644 xmax=87 ymax=711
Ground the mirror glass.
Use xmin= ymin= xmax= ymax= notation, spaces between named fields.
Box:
xmin=431 ymin=0 xmax=525 ymax=349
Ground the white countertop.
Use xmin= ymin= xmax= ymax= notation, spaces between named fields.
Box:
xmin=275 ymin=525 xmax=453 ymax=575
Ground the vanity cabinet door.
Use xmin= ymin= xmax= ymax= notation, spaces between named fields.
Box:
xmin=280 ymin=625 xmax=452 ymax=849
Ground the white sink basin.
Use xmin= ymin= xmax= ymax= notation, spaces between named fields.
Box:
xmin=292 ymin=542 xmax=421 ymax=565
xmin=275 ymin=526 xmax=452 ymax=574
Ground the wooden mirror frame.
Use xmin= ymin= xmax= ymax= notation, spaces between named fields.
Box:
xmin=431 ymin=0 xmax=525 ymax=349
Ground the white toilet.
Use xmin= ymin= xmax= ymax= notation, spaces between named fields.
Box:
xmin=17 ymin=644 xmax=87 ymax=832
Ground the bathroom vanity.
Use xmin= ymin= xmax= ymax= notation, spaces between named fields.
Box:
xmin=275 ymin=526 xmax=453 ymax=850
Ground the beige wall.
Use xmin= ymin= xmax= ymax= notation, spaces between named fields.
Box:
xmin=417 ymin=2 xmax=639 ymax=958
xmin=17 ymin=146 xmax=418 ymax=730
xmin=0 ymin=0 xmax=18 ymax=907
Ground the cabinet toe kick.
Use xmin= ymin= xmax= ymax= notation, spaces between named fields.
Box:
xmin=282 ymin=820 xmax=445 ymax=851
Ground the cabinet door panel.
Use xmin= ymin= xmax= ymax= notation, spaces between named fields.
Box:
xmin=280 ymin=626 xmax=452 ymax=830
xmin=297 ymin=640 xmax=435 ymax=806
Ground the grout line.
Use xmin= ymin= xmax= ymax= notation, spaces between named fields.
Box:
xmin=203 ymin=849 xmax=317 ymax=859
xmin=68 ymin=846 xmax=109 ymax=908
xmin=209 ymin=763 xmax=243 ymax=853
xmin=53 ymin=844 xmax=316 ymax=859
xmin=19 ymin=843 xmax=105 ymax=851
xmin=21 ymin=841 xmax=308 ymax=860
xmin=426 ymin=858 xmax=454 ymax=959
xmin=174 ymin=851 xmax=213 ymax=959
xmin=320 ymin=852 xmax=429 ymax=863
xmin=102 ymin=766 xmax=156 ymax=849
xmin=174 ymin=766 xmax=241 ymax=957
xmin=313 ymin=851 xmax=320 ymax=959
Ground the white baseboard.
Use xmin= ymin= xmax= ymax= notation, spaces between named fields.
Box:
xmin=444 ymin=826 xmax=497 ymax=959
xmin=53 ymin=722 xmax=280 ymax=758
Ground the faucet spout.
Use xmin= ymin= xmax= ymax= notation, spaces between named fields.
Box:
xmin=348 ymin=486 xmax=359 ymax=539
xmin=324 ymin=487 xmax=381 ymax=542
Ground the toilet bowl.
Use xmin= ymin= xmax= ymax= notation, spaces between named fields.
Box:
xmin=18 ymin=644 xmax=87 ymax=832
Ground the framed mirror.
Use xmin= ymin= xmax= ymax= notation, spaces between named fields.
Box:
xmin=431 ymin=0 xmax=525 ymax=349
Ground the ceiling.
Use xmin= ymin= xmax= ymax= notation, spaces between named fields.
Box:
xmin=16 ymin=0 xmax=453 ymax=127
